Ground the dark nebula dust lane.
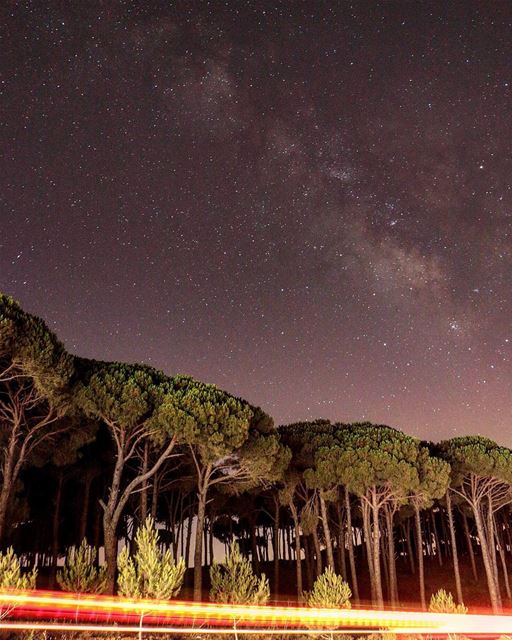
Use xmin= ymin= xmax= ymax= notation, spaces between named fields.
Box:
xmin=1 ymin=2 xmax=512 ymax=440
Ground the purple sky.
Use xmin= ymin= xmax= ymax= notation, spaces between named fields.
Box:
xmin=2 ymin=2 xmax=512 ymax=442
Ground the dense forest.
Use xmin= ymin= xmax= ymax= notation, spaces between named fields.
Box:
xmin=2 ymin=292 xmax=512 ymax=614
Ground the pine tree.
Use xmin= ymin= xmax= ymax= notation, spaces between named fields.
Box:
xmin=306 ymin=567 xmax=352 ymax=609
xmin=210 ymin=541 xmax=269 ymax=605
xmin=117 ymin=516 xmax=185 ymax=599
xmin=428 ymin=589 xmax=468 ymax=640
xmin=0 ymin=547 xmax=36 ymax=589
xmin=57 ymin=539 xmax=107 ymax=594
xmin=428 ymin=589 xmax=467 ymax=614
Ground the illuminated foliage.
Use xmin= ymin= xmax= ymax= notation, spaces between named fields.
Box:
xmin=117 ymin=516 xmax=185 ymax=599
xmin=0 ymin=547 xmax=36 ymax=589
xmin=305 ymin=567 xmax=351 ymax=609
xmin=210 ymin=540 xmax=269 ymax=605
xmin=57 ymin=539 xmax=107 ymax=594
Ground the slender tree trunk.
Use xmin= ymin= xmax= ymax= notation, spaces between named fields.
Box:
xmin=0 ymin=476 xmax=12 ymax=549
xmin=250 ymin=516 xmax=260 ymax=574
xmin=446 ymin=491 xmax=463 ymax=605
xmin=140 ymin=442 xmax=149 ymax=523
xmin=290 ymin=502 xmax=303 ymax=600
xmin=405 ymin=520 xmax=415 ymax=574
xmin=335 ymin=504 xmax=346 ymax=579
xmin=473 ymin=504 xmax=501 ymax=613
xmin=413 ymin=502 xmax=426 ymax=610
xmin=185 ymin=505 xmax=193 ymax=568
xmin=338 ymin=529 xmax=347 ymax=579
xmin=461 ymin=510 xmax=478 ymax=581
xmin=273 ymin=496 xmax=280 ymax=596
xmin=209 ymin=520 xmax=214 ymax=567
xmin=79 ymin=473 xmax=93 ymax=541
xmin=385 ymin=505 xmax=398 ymax=606
xmin=440 ymin=507 xmax=450 ymax=558
xmin=319 ymin=492 xmax=335 ymax=570
xmin=103 ymin=433 xmax=177 ymax=594
xmin=103 ymin=511 xmax=118 ymax=593
xmin=193 ymin=485 xmax=207 ymax=601
xmin=49 ymin=472 xmax=64 ymax=589
xmin=371 ymin=490 xmax=384 ymax=608
xmin=496 ymin=517 xmax=511 ymax=600
xmin=311 ymin=525 xmax=323 ymax=578
xmin=361 ymin=497 xmax=376 ymax=603
xmin=150 ymin=472 xmax=159 ymax=519
xmin=304 ymin=536 xmax=313 ymax=589
xmin=431 ymin=509 xmax=443 ymax=566
xmin=93 ymin=497 xmax=102 ymax=549
xmin=382 ymin=526 xmax=390 ymax=599
xmin=0 ymin=427 xmax=18 ymax=548
xmin=344 ymin=489 xmax=359 ymax=602
xmin=487 ymin=498 xmax=501 ymax=604
xmin=203 ymin=520 xmax=209 ymax=566
xmin=505 ymin=508 xmax=512 ymax=555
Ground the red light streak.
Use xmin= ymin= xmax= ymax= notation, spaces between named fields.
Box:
xmin=0 ymin=590 xmax=510 ymax=635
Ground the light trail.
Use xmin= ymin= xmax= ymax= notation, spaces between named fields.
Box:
xmin=0 ymin=622 xmax=429 ymax=635
xmin=0 ymin=590 xmax=511 ymax=635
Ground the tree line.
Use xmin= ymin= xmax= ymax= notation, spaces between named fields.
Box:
xmin=1 ymin=292 xmax=512 ymax=614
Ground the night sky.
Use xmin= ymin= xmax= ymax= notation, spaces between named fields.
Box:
xmin=2 ymin=2 xmax=512 ymax=442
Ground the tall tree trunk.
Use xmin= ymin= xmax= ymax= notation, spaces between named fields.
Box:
xmin=487 ymin=498 xmax=501 ymax=603
xmin=0 ymin=476 xmax=12 ymax=549
xmin=461 ymin=510 xmax=478 ymax=581
xmin=335 ymin=504 xmax=347 ymax=579
xmin=446 ymin=491 xmax=463 ymax=605
xmin=193 ymin=484 xmax=208 ymax=601
xmin=440 ymin=507 xmax=450 ymax=558
xmin=102 ymin=434 xmax=177 ymax=594
xmin=93 ymin=497 xmax=102 ymax=549
xmin=203 ymin=520 xmax=209 ymax=566
xmin=304 ymin=536 xmax=313 ymax=589
xmin=311 ymin=525 xmax=323 ymax=577
xmin=405 ymin=520 xmax=415 ymax=574
xmin=49 ymin=472 xmax=64 ymax=589
xmin=361 ymin=497 xmax=376 ymax=603
xmin=103 ymin=512 xmax=118 ymax=593
xmin=473 ymin=504 xmax=501 ymax=613
xmin=370 ymin=490 xmax=384 ymax=608
xmin=319 ymin=491 xmax=335 ymax=570
xmin=290 ymin=502 xmax=303 ymax=600
xmin=250 ymin=516 xmax=260 ymax=574
xmin=185 ymin=504 xmax=193 ymax=569
xmin=209 ymin=520 xmax=214 ymax=567
xmin=272 ymin=496 xmax=280 ymax=596
xmin=79 ymin=473 xmax=93 ymax=541
xmin=0 ymin=427 xmax=18 ymax=548
xmin=496 ymin=517 xmax=511 ymax=600
xmin=344 ymin=489 xmax=359 ymax=602
xmin=150 ymin=471 xmax=159 ymax=519
xmin=413 ymin=502 xmax=426 ymax=610
xmin=431 ymin=509 xmax=443 ymax=566
xmin=140 ymin=442 xmax=149 ymax=523
xmin=381 ymin=526 xmax=390 ymax=599
xmin=385 ymin=505 xmax=398 ymax=606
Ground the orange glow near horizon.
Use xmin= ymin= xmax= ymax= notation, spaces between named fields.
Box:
xmin=0 ymin=590 xmax=511 ymax=635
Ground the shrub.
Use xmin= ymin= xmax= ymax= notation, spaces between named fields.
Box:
xmin=57 ymin=539 xmax=107 ymax=594
xmin=306 ymin=567 xmax=352 ymax=609
xmin=210 ymin=540 xmax=269 ymax=605
xmin=0 ymin=547 xmax=36 ymax=589
xmin=117 ymin=516 xmax=185 ymax=599
xmin=428 ymin=589 xmax=467 ymax=614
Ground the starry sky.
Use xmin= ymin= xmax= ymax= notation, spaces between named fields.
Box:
xmin=2 ymin=1 xmax=512 ymax=443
